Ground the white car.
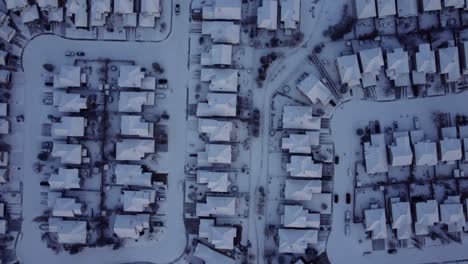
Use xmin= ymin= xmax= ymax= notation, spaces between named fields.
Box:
xmin=345 ymin=224 xmax=350 ymax=237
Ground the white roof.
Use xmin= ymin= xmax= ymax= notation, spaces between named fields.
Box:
xmin=120 ymin=115 xmax=153 ymax=137
xmin=38 ymin=0 xmax=58 ymax=8
xmin=278 ymin=229 xmax=318 ymax=253
xmin=53 ymin=91 xmax=87 ymax=113
xmin=198 ymin=118 xmax=232 ymax=142
xmin=391 ymin=202 xmax=412 ymax=239
xmin=389 ymin=132 xmax=413 ymax=166
xmin=6 ymin=0 xmax=27 ymax=10
xmin=193 ymin=243 xmax=235 ymax=264
xmin=0 ymin=103 xmax=5 ymax=117
xmin=140 ymin=0 xmax=160 ymax=16
xmin=52 ymin=197 xmax=82 ymax=217
xmin=118 ymin=66 xmax=145 ymax=88
xmin=196 ymin=93 xmax=237 ymax=117
xmin=422 ymin=0 xmax=442 ymax=11
xmin=396 ymin=0 xmax=418 ymax=17
xmin=200 ymin=68 xmax=238 ymax=92
xmin=337 ymin=54 xmax=361 ymax=86
xmin=413 ymin=43 xmax=436 ymax=84
xmin=114 ymin=0 xmax=134 ymax=14
xmin=202 ymin=0 xmax=242 ymax=20
xmin=113 ymin=214 xmax=150 ymax=239
xmin=285 ymin=179 xmax=322 ymax=200
xmin=52 ymin=143 xmax=82 ymax=165
xmin=364 ymin=134 xmax=388 ymax=174
xmin=414 ymin=141 xmax=438 ymax=166
xmin=281 ymin=132 xmax=320 ymax=154
xmin=355 ymin=0 xmax=377 ymax=19
xmin=438 ymin=46 xmax=461 ymax=82
xmin=282 ymin=106 xmax=321 ymax=130
xmin=66 ymin=0 xmax=87 ymax=14
xmin=440 ymin=202 xmax=465 ymax=232
xmin=282 ymin=205 xmax=320 ymax=228
xmin=91 ymin=0 xmax=111 ymax=14
xmin=201 ymin=44 xmax=233 ymax=66
xmin=415 ymin=200 xmax=439 ymax=235
xmin=199 ymin=219 xmax=237 ymax=250
xmin=0 ymin=50 xmax=8 ymax=66
xmin=53 ymin=66 xmax=81 ymax=88
xmin=21 ymin=5 xmax=39 ymax=23
xmin=376 ymin=0 xmax=396 ymax=17
xmin=116 ymin=139 xmax=155 ymax=161
xmin=359 ymin=48 xmax=384 ymax=74
xmin=0 ymin=119 xmax=9 ymax=134
xmin=439 ymin=138 xmax=462 ymax=162
xmin=197 ymin=171 xmax=230 ymax=192
xmin=257 ymin=0 xmax=278 ymax=30
xmin=48 ymin=218 xmax=87 ymax=244
xmin=196 ymin=196 xmax=237 ymax=217
xmin=202 ymin=21 xmax=240 ymax=44
xmin=280 ymin=0 xmax=300 ymax=29
xmin=49 ymin=168 xmax=80 ymax=189
xmin=0 ymin=220 xmax=6 ymax=234
xmin=122 ymin=190 xmax=155 ymax=212
xmin=0 ymin=25 xmax=16 ymax=43
xmin=286 ymin=156 xmax=322 ymax=178
xmin=118 ymin=91 xmax=154 ymax=112
xmin=115 ymin=164 xmax=152 ymax=187
xmin=52 ymin=117 xmax=85 ymax=138
xmin=444 ymin=0 xmax=465 ymax=8
xmin=297 ymin=74 xmax=332 ymax=105
xmin=204 ymin=143 xmax=232 ymax=164
xmin=48 ymin=7 xmax=64 ymax=22
xmin=364 ymin=208 xmax=387 ymax=239
xmin=386 ymin=48 xmax=410 ymax=87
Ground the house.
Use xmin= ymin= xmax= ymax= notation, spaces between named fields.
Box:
xmin=49 ymin=168 xmax=81 ymax=189
xmin=0 ymin=24 xmax=16 ymax=43
xmin=376 ymin=0 xmax=396 ymax=17
xmin=6 ymin=0 xmax=27 ymax=11
xmin=396 ymin=0 xmax=418 ymax=17
xmin=48 ymin=218 xmax=87 ymax=244
xmin=354 ymin=0 xmax=377 ymax=19
xmin=120 ymin=115 xmax=153 ymax=137
xmin=118 ymin=91 xmax=155 ymax=112
xmin=284 ymin=179 xmax=322 ymax=201
xmin=52 ymin=197 xmax=82 ymax=217
xmin=53 ymin=91 xmax=87 ymax=113
xmin=443 ymin=0 xmax=465 ymax=8
xmin=386 ymin=48 xmax=411 ymax=87
xmin=437 ymin=46 xmax=461 ymax=83
xmin=198 ymin=118 xmax=233 ymax=142
xmin=52 ymin=117 xmax=86 ymax=138
xmin=54 ymin=66 xmax=82 ymax=88
xmin=115 ymin=164 xmax=152 ymax=187
xmin=281 ymin=205 xmax=320 ymax=228
xmin=52 ymin=143 xmax=83 ymax=165
xmin=139 ymin=0 xmax=160 ymax=27
xmin=439 ymin=138 xmax=462 ymax=162
xmin=48 ymin=7 xmax=64 ymax=22
xmin=193 ymin=243 xmax=235 ymax=264
xmin=364 ymin=208 xmax=387 ymax=239
xmin=358 ymin=48 xmax=384 ymax=87
xmin=115 ymin=139 xmax=155 ymax=161
xmin=278 ymin=229 xmax=318 ymax=253
xmin=114 ymin=0 xmax=134 ymax=14
xmin=0 ymin=152 xmax=8 ymax=167
xmin=280 ymin=0 xmax=301 ymax=30
xmin=412 ymin=43 xmax=436 ymax=85
xmin=202 ymin=21 xmax=240 ymax=44
xmin=197 ymin=171 xmax=231 ymax=192
xmin=422 ymin=0 xmax=442 ymax=11
xmin=113 ymin=214 xmax=150 ymax=239
xmin=0 ymin=169 xmax=8 ymax=184
xmin=0 ymin=50 xmax=8 ymax=66
xmin=202 ymin=0 xmax=242 ymax=20
xmin=198 ymin=144 xmax=232 ymax=165
xmin=196 ymin=93 xmax=237 ymax=117
xmin=122 ymin=13 xmax=137 ymax=27
xmin=286 ymin=156 xmax=322 ymax=178
xmin=0 ymin=70 xmax=11 ymax=84
xmin=200 ymin=68 xmax=238 ymax=92
xmin=199 ymin=219 xmax=237 ymax=250
xmin=336 ymin=54 xmax=361 ymax=86
xmin=282 ymin=106 xmax=321 ymax=130
xmin=257 ymin=0 xmax=278 ymax=31
xmin=118 ymin=66 xmax=145 ymax=88
xmin=440 ymin=196 xmax=465 ymax=232
xmin=296 ymin=74 xmax=333 ymax=105
xmin=389 ymin=132 xmax=413 ymax=166
xmin=90 ymin=0 xmax=111 ymax=26
xmin=0 ymin=103 xmax=7 ymax=117
xmin=196 ymin=196 xmax=237 ymax=217
xmin=0 ymin=119 xmax=9 ymax=134
xmin=122 ymin=190 xmax=156 ymax=212
xmin=461 ymin=41 xmax=468 ymax=75
xmin=414 ymin=141 xmax=438 ymax=166
xmin=66 ymin=0 xmax=88 ymax=27
xmin=281 ymin=132 xmax=320 ymax=154
xmin=0 ymin=220 xmax=6 ymax=234
xmin=391 ymin=201 xmax=412 ymax=240
xmin=201 ymin=44 xmax=233 ymax=66
xmin=364 ymin=134 xmax=388 ymax=174
xmin=21 ymin=5 xmax=39 ymax=23
xmin=415 ymin=200 xmax=440 ymax=235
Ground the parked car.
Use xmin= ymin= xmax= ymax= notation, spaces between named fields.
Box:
xmin=345 ymin=210 xmax=351 ymax=223
xmin=334 ymin=155 xmax=339 ymax=164
xmin=345 ymin=224 xmax=350 ymax=236
xmin=334 ymin=194 xmax=339 ymax=204
xmin=175 ymin=4 xmax=180 ymax=15
xmin=76 ymin=52 xmax=85 ymax=56
xmin=346 ymin=193 xmax=351 ymax=204
xmin=65 ymin=51 xmax=75 ymax=57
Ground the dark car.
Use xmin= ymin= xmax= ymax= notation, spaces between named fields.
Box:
xmin=334 ymin=194 xmax=339 ymax=203
xmin=346 ymin=193 xmax=351 ymax=204
xmin=334 ymin=155 xmax=339 ymax=164
xmin=175 ymin=4 xmax=180 ymax=15
xmin=76 ymin=52 xmax=85 ymax=56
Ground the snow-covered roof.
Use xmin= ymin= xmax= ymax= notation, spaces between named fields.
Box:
xmin=286 ymin=156 xmax=322 ymax=178
xmin=437 ymin=46 xmax=461 ymax=82
xmin=114 ymin=0 xmax=134 ymax=14
xmin=0 ymin=220 xmax=6 ymax=234
xmin=355 ymin=0 xmax=377 ymax=19
xmin=440 ymin=202 xmax=465 ymax=232
xmin=202 ymin=21 xmax=240 ymax=44
xmin=364 ymin=134 xmax=388 ymax=174
xmin=439 ymin=138 xmax=462 ymax=162
xmin=52 ymin=116 xmax=86 ymax=138
xmin=389 ymin=132 xmax=413 ymax=166
xmin=297 ymin=74 xmax=332 ymax=105
xmin=53 ymin=91 xmax=87 ymax=113
xmin=116 ymin=139 xmax=155 ymax=161
xmin=282 ymin=205 xmax=320 ymax=228
xmin=359 ymin=48 xmax=384 ymax=74
xmin=199 ymin=143 xmax=232 ymax=164
xmin=193 ymin=243 xmax=236 ymax=264
xmin=364 ymin=208 xmax=387 ymax=240
xmin=414 ymin=141 xmax=438 ymax=166
xmin=391 ymin=202 xmax=412 ymax=239
xmin=113 ymin=214 xmax=150 ymax=239
xmin=396 ymin=0 xmax=418 ymax=17
xmin=443 ymin=0 xmax=464 ymax=8
xmin=48 ymin=7 xmax=64 ymax=22
xmin=462 ymin=42 xmax=468 ymax=75
xmin=123 ymin=13 xmax=137 ymax=27
xmin=285 ymin=179 xmax=322 ymax=201
xmin=66 ymin=0 xmax=86 ymax=13
xmin=202 ymin=0 xmax=242 ymax=20
xmin=122 ymin=190 xmax=155 ymax=212
xmin=6 ymin=0 xmax=27 ymax=10
xmin=0 ymin=152 xmax=8 ymax=167
xmin=53 ymin=66 xmax=82 ymax=88
xmin=115 ymin=164 xmax=152 ymax=187
xmin=118 ymin=66 xmax=145 ymax=88
xmin=49 ymin=168 xmax=80 ymax=189
xmin=52 ymin=143 xmax=83 ymax=165
xmin=280 ymin=0 xmax=300 ymax=29
xmin=282 ymin=106 xmax=321 ymax=130
xmin=201 ymin=44 xmax=233 ymax=66
xmin=200 ymin=68 xmax=238 ymax=92
xmin=0 ymin=119 xmax=9 ymax=134
xmin=198 ymin=118 xmax=233 ymax=142
xmin=199 ymin=219 xmax=237 ymax=250
xmin=278 ymin=228 xmax=318 ymax=253
xmin=0 ymin=50 xmax=8 ymax=66
xmin=257 ymin=0 xmax=278 ymax=30
xmin=21 ymin=5 xmax=39 ymax=23
xmin=196 ymin=93 xmax=237 ymax=117
xmin=413 ymin=43 xmax=436 ymax=84
xmin=0 ymin=103 xmax=7 ymax=117
xmin=422 ymin=0 xmax=442 ymax=11
xmin=38 ymin=0 xmax=58 ymax=8
xmin=91 ymin=0 xmax=111 ymax=14
xmin=376 ymin=0 xmax=396 ymax=17
xmin=52 ymin=197 xmax=82 ymax=217
xmin=196 ymin=196 xmax=237 ymax=217
xmin=415 ymin=200 xmax=439 ymax=235
xmin=118 ymin=91 xmax=154 ymax=112
xmin=197 ymin=171 xmax=230 ymax=192
xmin=140 ymin=0 xmax=160 ymax=16
xmin=48 ymin=218 xmax=87 ymax=244
xmin=386 ymin=48 xmax=410 ymax=87
xmin=120 ymin=115 xmax=153 ymax=137
xmin=281 ymin=132 xmax=320 ymax=154
xmin=0 ymin=25 xmax=16 ymax=43
xmin=336 ymin=54 xmax=361 ymax=86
